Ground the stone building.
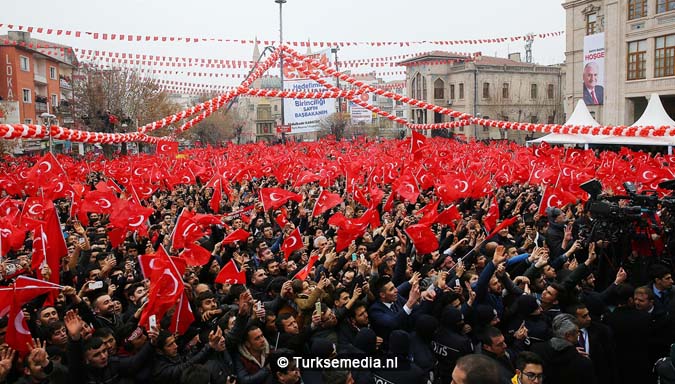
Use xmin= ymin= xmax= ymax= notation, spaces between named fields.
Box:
xmin=562 ymin=0 xmax=675 ymax=125
xmin=399 ymin=51 xmax=563 ymax=143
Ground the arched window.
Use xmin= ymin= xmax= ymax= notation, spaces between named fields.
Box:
xmin=434 ymin=78 xmax=445 ymax=100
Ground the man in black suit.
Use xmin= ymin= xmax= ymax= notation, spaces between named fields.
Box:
xmin=603 ymin=284 xmax=652 ymax=384
xmin=568 ymin=302 xmax=616 ymax=384
xmin=583 ymin=62 xmax=604 ymax=105
xmin=367 ymin=275 xmax=421 ymax=346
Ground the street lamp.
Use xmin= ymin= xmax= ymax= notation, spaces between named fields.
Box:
xmin=275 ymin=0 xmax=287 ymax=143
xmin=331 ymin=47 xmax=341 ymax=113
xmin=40 ymin=112 xmax=56 ymax=153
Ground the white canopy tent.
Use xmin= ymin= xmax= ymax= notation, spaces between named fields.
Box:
xmin=527 ymin=100 xmax=602 ymax=148
xmin=527 ymin=95 xmax=675 ymax=153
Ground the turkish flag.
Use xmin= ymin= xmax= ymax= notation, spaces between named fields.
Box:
xmin=275 ymin=207 xmax=290 ymax=228
xmin=80 ymin=190 xmax=117 ymax=215
xmin=31 ymin=225 xmax=48 ymax=276
xmin=292 ymin=254 xmax=319 ymax=281
xmin=396 ymin=172 xmax=420 ymax=203
xmin=179 ymin=244 xmax=212 ymax=266
xmin=486 ymin=216 xmax=519 ymax=239
xmin=259 ymin=188 xmax=303 ymax=211
xmin=140 ymin=246 xmax=184 ymax=330
xmin=170 ymin=209 xmax=203 ymax=249
xmin=156 ymin=142 xmax=178 ymax=156
xmin=405 ymin=224 xmax=439 ymax=255
xmin=435 ymin=205 xmax=461 ymax=227
xmin=417 ymin=200 xmax=440 ymax=226
xmin=215 ymin=259 xmax=246 ymax=284
xmin=483 ymin=199 xmax=499 ymax=234
xmin=410 ymin=130 xmax=427 ymax=154
xmin=221 ymin=228 xmax=251 ymax=245
xmin=20 ymin=197 xmax=49 ymax=230
xmin=311 ymin=189 xmax=343 ymax=217
xmin=25 ymin=152 xmax=68 ymax=185
xmin=209 ymin=179 xmax=222 ymax=214
xmin=169 ymin=291 xmax=194 ymax=335
xmin=138 ymin=253 xmax=187 ymax=279
xmin=538 ymin=185 xmax=578 ymax=215
xmin=0 ymin=216 xmax=27 ymax=257
xmin=281 ymin=227 xmax=304 ymax=259
xmin=34 ymin=201 xmax=68 ymax=283
xmin=7 ymin=277 xmax=62 ymax=353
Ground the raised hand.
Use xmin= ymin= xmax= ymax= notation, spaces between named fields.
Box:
xmin=0 ymin=347 xmax=15 ymax=380
xmin=408 ymin=271 xmax=421 ymax=286
xmin=64 ymin=310 xmax=84 ymax=340
xmin=493 ymin=245 xmax=507 ymax=265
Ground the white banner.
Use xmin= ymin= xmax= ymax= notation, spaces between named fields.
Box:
xmin=282 ymin=49 xmax=336 ymax=133
xmin=349 ymin=93 xmax=373 ymax=124
xmin=582 ymin=33 xmax=605 ymax=106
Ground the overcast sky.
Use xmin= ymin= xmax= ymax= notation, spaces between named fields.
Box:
xmin=3 ymin=0 xmax=566 ymax=87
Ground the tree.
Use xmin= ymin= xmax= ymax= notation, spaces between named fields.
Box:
xmin=186 ymin=93 xmax=242 ymax=146
xmin=73 ymin=65 xmax=180 ymax=156
xmin=319 ymin=112 xmax=350 ymax=141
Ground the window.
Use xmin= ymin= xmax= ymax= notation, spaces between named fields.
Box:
xmin=628 ymin=40 xmax=647 ymax=80
xmin=450 ymin=84 xmax=455 ymax=99
xmin=655 ymin=34 xmax=675 ymax=77
xmin=502 ymin=83 xmax=509 ymax=99
xmin=24 ymin=119 xmax=32 ymax=124
xmin=657 ymin=0 xmax=675 ymax=13
xmin=51 ymin=94 xmax=58 ymax=107
xmin=629 ymin=0 xmax=647 ymax=19
xmin=49 ymin=66 xmax=57 ymax=80
xmin=458 ymin=83 xmax=464 ymax=99
xmin=530 ymin=84 xmax=538 ymax=99
xmin=274 ymin=105 xmax=278 ymax=112
xmin=20 ymin=56 xmax=29 ymax=71
xmin=248 ymin=104 xmax=254 ymax=112
xmin=22 ymin=89 xmax=31 ymax=103
xmin=548 ymin=115 xmax=555 ymax=124
xmin=530 ymin=115 xmax=539 ymax=124
xmin=586 ymin=13 xmax=598 ymax=35
xmin=547 ymin=84 xmax=555 ymax=99
xmin=482 ymin=82 xmax=490 ymax=98
xmin=433 ymin=79 xmax=444 ymax=99
xmin=412 ymin=73 xmax=426 ymax=100
xmin=395 ymin=111 xmax=404 ymax=117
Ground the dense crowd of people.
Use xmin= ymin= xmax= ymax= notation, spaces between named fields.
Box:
xmin=0 ymin=139 xmax=674 ymax=384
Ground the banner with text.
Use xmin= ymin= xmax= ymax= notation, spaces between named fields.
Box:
xmin=283 ymin=49 xmax=336 ymax=134
xmin=349 ymin=93 xmax=373 ymax=124
xmin=582 ymin=33 xmax=605 ymax=106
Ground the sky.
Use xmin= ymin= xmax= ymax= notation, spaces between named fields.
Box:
xmin=3 ymin=0 xmax=566 ymax=88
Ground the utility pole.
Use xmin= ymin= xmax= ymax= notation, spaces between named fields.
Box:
xmin=275 ymin=0 xmax=287 ymax=144
xmin=331 ymin=47 xmax=341 ymax=113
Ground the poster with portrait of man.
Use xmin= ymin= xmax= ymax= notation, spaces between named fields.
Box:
xmin=583 ymin=33 xmax=605 ymax=105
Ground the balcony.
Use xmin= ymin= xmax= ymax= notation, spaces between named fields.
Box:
xmin=35 ymin=102 xmax=48 ymax=113
xmin=59 ymin=79 xmax=71 ymax=90
xmin=34 ymin=73 xmax=47 ymax=84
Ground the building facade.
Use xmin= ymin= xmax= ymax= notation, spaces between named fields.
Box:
xmin=563 ymin=0 xmax=675 ymax=125
xmin=400 ymin=52 xmax=563 ymax=143
xmin=0 ymin=31 xmax=77 ymax=127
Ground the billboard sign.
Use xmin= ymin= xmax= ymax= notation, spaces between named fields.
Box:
xmin=282 ymin=49 xmax=336 ymax=134
xmin=582 ymin=33 xmax=605 ymax=106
